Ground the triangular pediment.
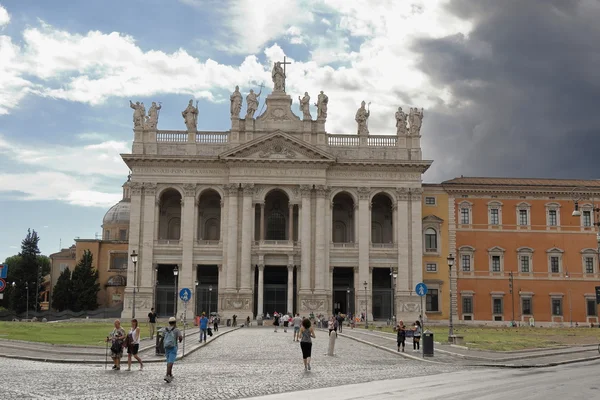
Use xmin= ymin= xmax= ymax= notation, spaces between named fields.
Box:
xmin=422 ymin=215 xmax=444 ymax=224
xmin=219 ymin=131 xmax=336 ymax=162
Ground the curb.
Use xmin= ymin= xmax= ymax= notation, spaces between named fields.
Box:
xmin=318 ymin=329 xmax=443 ymax=365
xmin=0 ymin=328 xmax=240 ymax=365
xmin=467 ymin=354 xmax=600 ymax=369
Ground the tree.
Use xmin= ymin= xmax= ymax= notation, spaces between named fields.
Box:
xmin=71 ymin=250 xmax=100 ymax=312
xmin=51 ymin=267 xmax=72 ymax=312
xmin=8 ymin=230 xmax=43 ymax=314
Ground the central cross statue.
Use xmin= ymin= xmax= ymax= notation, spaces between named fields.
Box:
xmin=272 ymin=56 xmax=292 ymax=92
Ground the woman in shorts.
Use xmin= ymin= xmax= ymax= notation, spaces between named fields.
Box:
xmin=106 ymin=319 xmax=126 ymax=370
xmin=299 ymin=318 xmax=316 ymax=371
xmin=127 ymin=318 xmax=144 ymax=371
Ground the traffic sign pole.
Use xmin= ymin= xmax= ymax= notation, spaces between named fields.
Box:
xmin=178 ymin=288 xmax=192 ymax=359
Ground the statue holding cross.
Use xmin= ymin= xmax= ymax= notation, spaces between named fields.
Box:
xmin=272 ymin=57 xmax=291 ymax=92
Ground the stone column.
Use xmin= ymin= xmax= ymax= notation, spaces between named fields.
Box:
xmin=123 ymin=182 xmax=143 ymax=319
xmin=257 ymin=264 xmax=265 ymax=317
xmin=259 ymin=202 xmax=265 ymax=241
xmin=179 ymin=184 xmax=196 ymax=315
xmin=287 ymin=264 xmax=294 ymax=313
xmin=240 ymin=184 xmax=254 ymax=293
xmin=410 ymin=188 xmax=424 ymax=290
xmin=140 ymin=183 xmax=157 ymax=290
xmin=396 ymin=188 xmax=410 ymax=291
xmin=315 ymin=185 xmax=329 ymax=292
xmin=288 ymin=204 xmax=294 ymax=242
xmin=225 ymin=184 xmax=239 ymax=290
xmin=299 ymin=185 xmax=312 ymax=293
xmin=357 ymin=187 xmax=371 ymax=320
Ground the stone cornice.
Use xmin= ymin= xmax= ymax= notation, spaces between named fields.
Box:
xmin=442 ymin=184 xmax=593 ymax=197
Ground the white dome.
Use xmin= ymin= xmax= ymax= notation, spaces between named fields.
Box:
xmin=103 ymin=200 xmax=131 ymax=226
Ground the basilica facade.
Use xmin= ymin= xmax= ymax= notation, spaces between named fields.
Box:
xmin=121 ymin=72 xmax=430 ymax=322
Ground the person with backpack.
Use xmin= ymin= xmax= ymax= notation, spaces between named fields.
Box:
xmin=413 ymin=320 xmax=422 ymax=352
xmin=198 ymin=312 xmax=208 ymax=343
xmin=162 ymin=316 xmax=183 ymax=383
xmin=105 ymin=319 xmax=126 ymax=370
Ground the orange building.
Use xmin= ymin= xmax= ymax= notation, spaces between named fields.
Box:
xmin=443 ymin=177 xmax=600 ymax=325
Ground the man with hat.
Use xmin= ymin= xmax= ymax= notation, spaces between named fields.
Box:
xmin=199 ymin=312 xmax=209 ymax=343
xmin=163 ymin=316 xmax=182 ymax=383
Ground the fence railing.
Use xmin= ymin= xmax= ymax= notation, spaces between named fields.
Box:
xmin=331 ymin=242 xmax=357 ymax=248
xmin=196 ymin=133 xmax=228 ymax=143
xmin=156 ymin=131 xmax=187 ymax=142
xmin=367 ymin=136 xmax=397 ymax=147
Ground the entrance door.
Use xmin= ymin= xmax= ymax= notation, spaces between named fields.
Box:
xmin=372 ymin=268 xmax=392 ymax=320
xmin=155 ymin=264 xmax=178 ymax=317
xmin=195 ymin=265 xmax=219 ymax=317
xmin=332 ymin=267 xmax=355 ymax=315
xmin=262 ymin=266 xmax=288 ymax=315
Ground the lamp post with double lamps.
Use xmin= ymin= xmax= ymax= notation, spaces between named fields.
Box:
xmin=173 ymin=266 xmax=179 ymax=317
xmin=363 ymin=280 xmax=368 ymax=329
xmin=130 ymin=250 xmax=138 ymax=318
xmin=447 ymin=254 xmax=455 ymax=338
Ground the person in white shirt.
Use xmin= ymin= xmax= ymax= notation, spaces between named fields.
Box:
xmin=126 ymin=319 xmax=143 ymax=371
xmin=282 ymin=313 xmax=291 ymax=332
xmin=292 ymin=314 xmax=303 ymax=342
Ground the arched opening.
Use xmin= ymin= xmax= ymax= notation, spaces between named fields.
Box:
xmin=332 ymin=192 xmax=355 ymax=243
xmin=257 ymin=190 xmax=293 ymax=241
xmin=371 ymin=193 xmax=393 ymax=244
xmin=197 ymin=190 xmax=222 ymax=242
xmin=158 ymin=189 xmax=182 ymax=241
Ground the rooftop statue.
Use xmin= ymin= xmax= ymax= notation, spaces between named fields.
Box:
xmin=230 ymin=86 xmax=242 ymax=119
xmin=395 ymin=107 xmax=408 ymax=135
xmin=298 ymin=92 xmax=311 ymax=120
xmin=145 ymin=101 xmax=161 ymax=130
xmin=272 ymin=61 xmax=285 ymax=92
xmin=130 ymin=100 xmax=145 ymax=129
xmin=409 ymin=107 xmax=424 ymax=136
xmin=182 ymin=99 xmax=198 ymax=131
xmin=315 ymin=91 xmax=328 ymax=120
xmin=355 ymin=101 xmax=370 ymax=135
xmin=245 ymin=87 xmax=262 ymax=119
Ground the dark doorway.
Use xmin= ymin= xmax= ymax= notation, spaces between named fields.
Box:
xmin=372 ymin=268 xmax=392 ymax=320
xmin=332 ymin=267 xmax=355 ymax=315
xmin=195 ymin=265 xmax=219 ymax=317
xmin=262 ymin=266 xmax=287 ymax=315
xmin=155 ymin=264 xmax=178 ymax=317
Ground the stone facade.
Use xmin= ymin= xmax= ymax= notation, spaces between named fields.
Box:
xmin=121 ymin=84 xmax=431 ymax=321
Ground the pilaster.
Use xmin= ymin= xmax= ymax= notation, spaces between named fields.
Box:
xmin=179 ymin=183 xmax=196 ymax=314
xmin=240 ymin=183 xmax=254 ymax=293
xmin=299 ymin=185 xmax=312 ymax=293
xmin=257 ymin=264 xmax=265 ymax=317
xmin=225 ymin=183 xmax=239 ymax=291
xmin=140 ymin=183 xmax=157 ymax=290
xmin=314 ymin=185 xmax=329 ymax=293
xmin=396 ymin=188 xmax=410 ymax=292
xmin=122 ymin=182 xmax=142 ymax=319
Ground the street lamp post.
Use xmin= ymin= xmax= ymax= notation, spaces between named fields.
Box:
xmin=25 ymin=282 xmax=29 ymax=320
xmin=195 ymin=280 xmax=199 ymax=316
xmin=209 ymin=285 xmax=213 ymax=318
xmin=363 ymin=280 xmax=368 ymax=329
xmin=508 ymin=271 xmax=515 ymax=326
xmin=390 ymin=269 xmax=397 ymax=324
xmin=346 ymin=287 xmax=350 ymax=316
xmin=565 ymin=271 xmax=573 ymax=327
xmin=130 ymin=250 xmax=138 ymax=318
xmin=173 ymin=266 xmax=179 ymax=317
xmin=447 ymin=254 xmax=455 ymax=338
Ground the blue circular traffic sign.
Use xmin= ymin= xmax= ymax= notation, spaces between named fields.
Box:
xmin=415 ymin=282 xmax=428 ymax=297
xmin=179 ymin=288 xmax=192 ymax=302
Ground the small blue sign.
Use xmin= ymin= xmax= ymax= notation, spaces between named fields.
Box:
xmin=0 ymin=264 xmax=7 ymax=279
xmin=179 ymin=288 xmax=192 ymax=302
xmin=415 ymin=282 xmax=428 ymax=297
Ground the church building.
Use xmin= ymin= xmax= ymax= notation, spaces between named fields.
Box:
xmin=121 ymin=64 xmax=430 ymax=322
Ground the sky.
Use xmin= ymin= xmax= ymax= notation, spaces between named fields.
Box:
xmin=1 ymin=0 xmax=599 ymax=260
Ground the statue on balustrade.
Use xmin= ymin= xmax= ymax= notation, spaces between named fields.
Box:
xmin=245 ymin=88 xmax=262 ymax=119
xmin=395 ymin=106 xmax=408 ymax=135
xmin=272 ymin=61 xmax=285 ymax=92
xmin=145 ymin=101 xmax=162 ymax=130
xmin=130 ymin=100 xmax=145 ymax=129
xmin=230 ymin=86 xmax=242 ymax=118
xmin=298 ymin=92 xmax=312 ymax=120
xmin=355 ymin=101 xmax=370 ymax=135
xmin=182 ymin=99 xmax=198 ymax=131
xmin=315 ymin=90 xmax=328 ymax=120
xmin=409 ymin=107 xmax=424 ymax=136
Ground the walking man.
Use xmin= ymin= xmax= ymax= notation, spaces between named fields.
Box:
xmin=336 ymin=313 xmax=344 ymax=333
xmin=292 ymin=313 xmax=302 ymax=342
xmin=163 ymin=317 xmax=182 ymax=383
xmin=199 ymin=312 xmax=208 ymax=343
xmin=148 ymin=308 xmax=157 ymax=339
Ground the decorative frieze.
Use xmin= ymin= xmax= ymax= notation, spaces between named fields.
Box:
xmin=183 ymin=183 xmax=196 ymax=197
xmin=357 ymin=187 xmax=371 ymax=200
xmin=314 ymin=185 xmax=331 ymax=197
xmin=301 ymin=299 xmax=325 ymax=311
xmin=224 ymin=297 xmax=251 ymax=310
xmin=299 ymin=184 xmax=312 ymax=196
xmin=396 ymin=187 xmax=409 ymax=200
xmin=224 ymin=183 xmax=239 ymax=196
xmin=241 ymin=183 xmax=255 ymax=195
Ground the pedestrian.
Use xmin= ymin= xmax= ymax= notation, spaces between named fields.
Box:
xmin=413 ymin=320 xmax=422 ymax=351
xmin=105 ymin=319 xmax=126 ymax=370
xmin=299 ymin=318 xmax=316 ymax=371
xmin=213 ymin=314 xmax=219 ymax=332
xmin=337 ymin=313 xmax=344 ymax=333
xmin=395 ymin=320 xmax=406 ymax=352
xmin=273 ymin=312 xmax=280 ymax=332
xmin=163 ymin=316 xmax=183 ymax=383
xmin=292 ymin=313 xmax=302 ymax=342
xmin=246 ymin=315 xmax=251 ymax=327
xmin=147 ymin=308 xmax=157 ymax=339
xmin=282 ymin=313 xmax=290 ymax=332
xmin=327 ymin=316 xmax=335 ymax=336
xmin=126 ymin=319 xmax=144 ymax=371
xmin=199 ymin=312 xmax=208 ymax=343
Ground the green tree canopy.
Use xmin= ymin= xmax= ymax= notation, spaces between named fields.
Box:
xmin=71 ymin=250 xmax=100 ymax=312
xmin=51 ymin=267 xmax=72 ymax=312
xmin=8 ymin=230 xmax=44 ymax=314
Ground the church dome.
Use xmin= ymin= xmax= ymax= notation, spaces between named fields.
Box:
xmin=103 ymin=200 xmax=131 ymax=226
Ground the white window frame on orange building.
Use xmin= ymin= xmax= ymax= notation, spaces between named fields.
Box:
xmin=487 ymin=246 xmax=505 ymax=274
xmin=580 ymin=203 xmax=594 ymax=230
xmin=545 ymin=202 xmax=561 ymax=229
xmin=460 ymin=290 xmax=475 ymax=321
xmin=546 ymin=247 xmax=564 ymax=275
xmin=487 ymin=201 xmax=503 ymax=227
xmin=491 ymin=291 xmax=505 ymax=321
xmin=458 ymin=201 xmax=473 ymax=226
xmin=549 ymin=293 xmax=564 ymax=322
xmin=516 ymin=202 xmax=531 ymax=230
xmin=519 ymin=291 xmax=534 ymax=319
xmin=584 ymin=294 xmax=598 ymax=323
xmin=458 ymin=246 xmax=475 ymax=273
xmin=516 ymin=247 xmax=534 ymax=275
xmin=581 ymin=248 xmax=598 ymax=276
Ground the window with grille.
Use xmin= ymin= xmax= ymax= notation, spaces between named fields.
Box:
xmin=548 ymin=210 xmax=557 ymax=226
xmin=110 ymin=254 xmax=128 ymax=270
xmin=267 ymin=211 xmax=286 ymax=240
xmin=490 ymin=209 xmax=499 ymax=225
xmin=491 ymin=256 xmax=501 ymax=272
xmin=426 ymin=263 xmax=437 ymax=272
xmin=460 ymin=208 xmax=470 ymax=224
xmin=462 ymin=297 xmax=473 ymax=314
xmin=522 ymin=298 xmax=532 ymax=315
xmin=550 ymin=256 xmax=560 ymax=273
xmin=462 ymin=255 xmax=471 ymax=272
xmin=519 ymin=209 xmax=528 ymax=226
xmin=552 ymin=299 xmax=562 ymax=316
xmin=520 ymin=256 xmax=530 ymax=273
xmin=583 ymin=211 xmax=592 ymax=227
xmin=493 ymin=298 xmax=503 ymax=314
xmin=587 ymin=299 xmax=597 ymax=316
xmin=425 ymin=197 xmax=436 ymax=205
xmin=426 ymin=289 xmax=439 ymax=312
xmin=585 ymin=257 xmax=595 ymax=274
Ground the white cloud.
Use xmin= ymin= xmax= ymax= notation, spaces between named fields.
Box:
xmin=0 ymin=5 xmax=9 ymax=27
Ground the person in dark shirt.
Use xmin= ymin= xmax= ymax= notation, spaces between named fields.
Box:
xmin=395 ymin=320 xmax=406 ymax=352
xmin=147 ymin=308 xmax=158 ymax=339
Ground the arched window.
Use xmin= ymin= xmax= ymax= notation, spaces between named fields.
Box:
xmin=371 ymin=222 xmax=383 ymax=243
xmin=424 ymin=228 xmax=437 ymax=252
xmin=333 ymin=221 xmax=347 ymax=243
xmin=203 ymin=218 xmax=219 ymax=240
xmin=167 ymin=217 xmax=181 ymax=240
xmin=267 ymin=211 xmax=286 ymax=240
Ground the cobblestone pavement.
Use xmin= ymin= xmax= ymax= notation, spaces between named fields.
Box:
xmin=4 ymin=328 xmax=468 ymax=400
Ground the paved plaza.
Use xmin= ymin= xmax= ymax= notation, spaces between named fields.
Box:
xmin=4 ymin=328 xmax=464 ymax=399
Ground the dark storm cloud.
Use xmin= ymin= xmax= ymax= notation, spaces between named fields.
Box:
xmin=414 ymin=0 xmax=600 ymax=181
